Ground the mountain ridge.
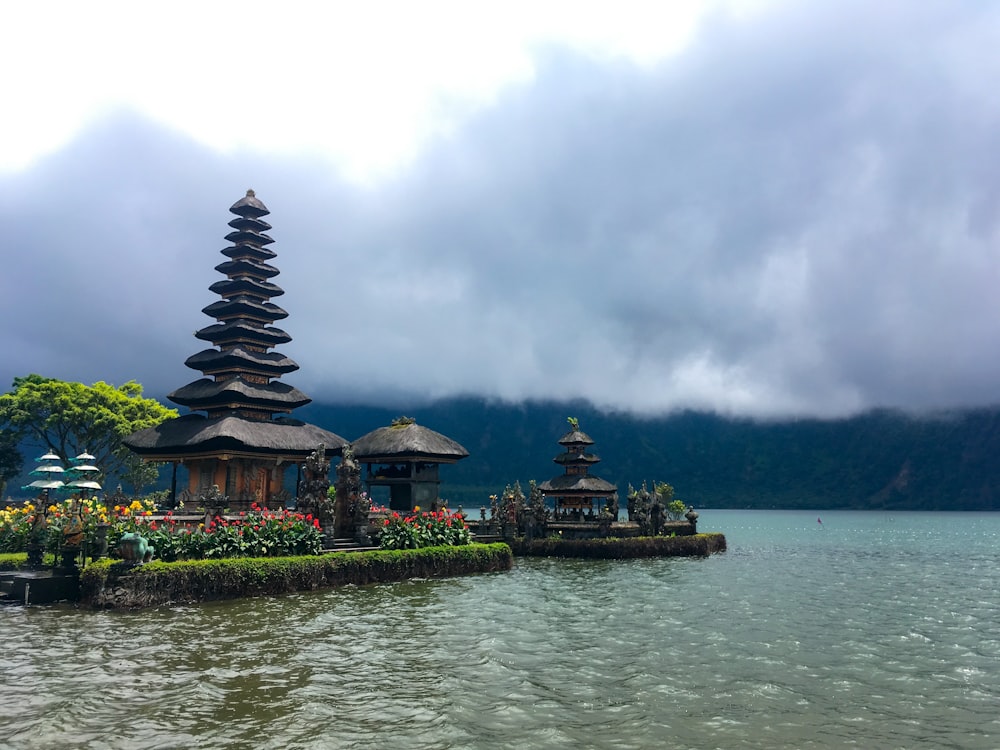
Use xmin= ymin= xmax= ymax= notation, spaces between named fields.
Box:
xmin=298 ymin=398 xmax=1000 ymax=511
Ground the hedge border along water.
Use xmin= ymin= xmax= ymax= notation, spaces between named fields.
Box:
xmin=0 ymin=552 xmax=28 ymax=570
xmin=79 ymin=543 xmax=513 ymax=610
xmin=506 ymin=533 xmax=727 ymax=559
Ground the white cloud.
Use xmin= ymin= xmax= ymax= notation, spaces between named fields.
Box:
xmin=1 ymin=0 xmax=712 ymax=180
xmin=5 ymin=1 xmax=1000 ymax=419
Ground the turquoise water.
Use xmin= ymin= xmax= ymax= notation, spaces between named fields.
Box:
xmin=1 ymin=511 xmax=998 ymax=749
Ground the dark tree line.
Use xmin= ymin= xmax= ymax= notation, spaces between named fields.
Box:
xmin=300 ymin=398 xmax=1000 ymax=511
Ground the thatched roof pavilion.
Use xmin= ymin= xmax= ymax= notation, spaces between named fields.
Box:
xmin=538 ymin=425 xmax=616 ymax=518
xmin=125 ymin=190 xmax=346 ymax=509
xmin=351 ymin=417 xmax=468 ymax=511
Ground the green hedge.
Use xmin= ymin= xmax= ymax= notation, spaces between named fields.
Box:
xmin=0 ymin=552 xmax=27 ymax=570
xmin=80 ymin=543 xmax=513 ymax=609
xmin=507 ymin=533 xmax=727 ymax=559
xmin=0 ymin=552 xmax=59 ymax=570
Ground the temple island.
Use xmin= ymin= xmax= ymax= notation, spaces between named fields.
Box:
xmin=0 ymin=191 xmax=724 ymax=607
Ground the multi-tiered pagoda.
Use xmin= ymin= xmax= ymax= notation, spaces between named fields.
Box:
xmin=125 ymin=190 xmax=346 ymax=509
xmin=538 ymin=423 xmax=617 ymax=519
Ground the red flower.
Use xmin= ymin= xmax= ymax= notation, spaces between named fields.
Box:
xmin=313 ymin=519 xmax=321 ymax=529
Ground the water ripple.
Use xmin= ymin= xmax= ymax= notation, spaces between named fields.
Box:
xmin=2 ymin=511 xmax=1000 ymax=748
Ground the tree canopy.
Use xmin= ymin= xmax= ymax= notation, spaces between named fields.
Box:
xmin=0 ymin=374 xmax=177 ymax=485
xmin=0 ymin=429 xmax=23 ymax=498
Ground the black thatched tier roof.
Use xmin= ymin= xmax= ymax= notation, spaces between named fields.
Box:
xmin=229 ymin=190 xmax=269 ymax=219
xmin=215 ymin=258 xmax=280 ymax=280
xmin=558 ymin=429 xmax=595 ymax=446
xmin=168 ymin=378 xmax=311 ymax=411
xmin=209 ymin=277 xmax=284 ymax=299
xmin=201 ymin=297 xmax=288 ymax=322
xmin=223 ymin=229 xmax=274 ymax=246
xmin=227 ymin=214 xmax=272 ymax=232
xmin=352 ymin=422 xmax=470 ymax=463
xmin=538 ymin=475 xmax=617 ymax=494
xmin=554 ymin=452 xmax=601 ymax=465
xmin=194 ymin=321 xmax=292 ymax=347
xmin=124 ymin=413 xmax=347 ymax=459
xmin=221 ymin=243 xmax=277 ymax=262
xmin=184 ymin=347 xmax=299 ymax=376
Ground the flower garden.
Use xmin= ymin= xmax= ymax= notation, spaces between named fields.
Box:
xmin=0 ymin=497 xmax=326 ymax=562
xmin=0 ymin=497 xmax=474 ymax=567
xmin=379 ymin=508 xmax=471 ymax=549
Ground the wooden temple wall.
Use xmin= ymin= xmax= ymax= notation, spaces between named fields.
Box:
xmin=183 ymin=458 xmax=290 ymax=510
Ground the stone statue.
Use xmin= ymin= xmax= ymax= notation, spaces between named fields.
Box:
xmin=201 ymin=484 xmax=228 ymax=515
xmin=607 ymin=493 xmax=619 ymax=522
xmin=30 ymin=501 xmax=49 ymax=541
xmin=336 ymin=444 xmax=368 ymax=544
xmin=199 ymin=484 xmax=228 ymax=529
xmin=650 ymin=494 xmax=664 ymax=536
xmin=62 ymin=499 xmax=85 ymax=548
xmin=527 ymin=480 xmax=549 ymax=537
xmin=298 ymin=444 xmax=331 ymax=520
xmin=631 ymin=483 xmax=652 ymax=536
xmin=107 ymin=485 xmax=129 ymax=511
xmin=119 ymin=532 xmax=155 ymax=564
xmin=26 ymin=502 xmax=49 ymax=569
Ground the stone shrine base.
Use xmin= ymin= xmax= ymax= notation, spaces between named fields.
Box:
xmin=0 ymin=569 xmax=80 ymax=605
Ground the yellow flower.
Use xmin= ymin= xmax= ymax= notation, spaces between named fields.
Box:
xmin=48 ymin=505 xmax=58 ymax=513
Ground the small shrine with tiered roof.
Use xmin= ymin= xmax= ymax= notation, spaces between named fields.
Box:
xmin=125 ymin=191 xmax=346 ymax=510
xmin=538 ymin=419 xmax=617 ymax=522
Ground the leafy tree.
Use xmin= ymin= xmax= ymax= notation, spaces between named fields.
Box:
xmin=0 ymin=429 xmax=23 ymax=499
xmin=0 ymin=374 xmax=177 ymax=486
xmin=118 ymin=452 xmax=165 ymax=498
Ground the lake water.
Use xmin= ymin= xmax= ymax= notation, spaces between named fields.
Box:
xmin=1 ymin=510 xmax=998 ymax=749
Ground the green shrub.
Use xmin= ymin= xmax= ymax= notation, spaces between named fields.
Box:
xmin=80 ymin=543 xmax=513 ymax=609
xmin=508 ymin=533 xmax=727 ymax=558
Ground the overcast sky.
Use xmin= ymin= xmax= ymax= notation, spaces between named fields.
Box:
xmin=3 ymin=0 xmax=1000 ymax=419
